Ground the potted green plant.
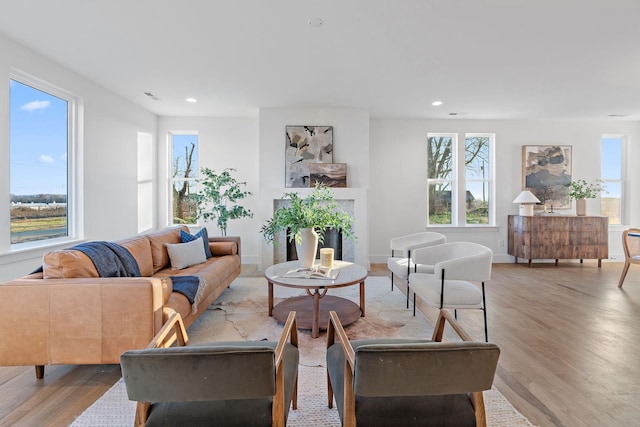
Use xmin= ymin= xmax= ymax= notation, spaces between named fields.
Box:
xmin=196 ymin=167 xmax=253 ymax=236
xmin=568 ymin=179 xmax=606 ymax=216
xmin=261 ymin=184 xmax=355 ymax=267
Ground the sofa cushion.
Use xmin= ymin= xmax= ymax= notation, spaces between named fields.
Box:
xmin=209 ymin=241 xmax=238 ymax=256
xmin=42 ymin=250 xmax=99 ymax=279
xmin=165 ymin=238 xmax=207 ymax=270
xmin=115 ymin=235 xmax=153 ymax=277
xmin=181 ymin=228 xmax=212 ymax=258
xmin=147 ymin=226 xmax=188 ymax=273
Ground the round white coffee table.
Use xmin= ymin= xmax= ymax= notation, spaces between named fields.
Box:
xmin=265 ymin=260 xmax=367 ymax=338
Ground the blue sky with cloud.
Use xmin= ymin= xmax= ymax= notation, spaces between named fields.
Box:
xmin=10 ymin=80 xmax=67 ymax=196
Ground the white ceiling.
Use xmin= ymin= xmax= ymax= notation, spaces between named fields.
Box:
xmin=1 ymin=0 xmax=639 ymax=120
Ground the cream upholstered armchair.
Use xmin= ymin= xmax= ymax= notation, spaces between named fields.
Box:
xmin=326 ymin=310 xmax=500 ymax=427
xmin=409 ymin=242 xmax=492 ymax=342
xmin=387 ymin=232 xmax=446 ymax=307
xmin=120 ymin=311 xmax=299 ymax=427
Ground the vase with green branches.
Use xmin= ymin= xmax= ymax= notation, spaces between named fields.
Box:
xmin=568 ymin=179 xmax=606 ymax=216
xmin=568 ymin=179 xmax=606 ymax=200
xmin=196 ymin=167 xmax=253 ymax=236
xmin=261 ymin=184 xmax=355 ymax=267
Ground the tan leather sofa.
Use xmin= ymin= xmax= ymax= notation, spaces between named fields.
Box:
xmin=0 ymin=226 xmax=241 ymax=379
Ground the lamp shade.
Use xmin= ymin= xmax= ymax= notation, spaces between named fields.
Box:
xmin=513 ymin=190 xmax=541 ymax=216
xmin=512 ymin=190 xmax=541 ymax=204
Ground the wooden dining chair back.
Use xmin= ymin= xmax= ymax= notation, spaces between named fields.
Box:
xmin=326 ymin=310 xmax=500 ymax=427
xmin=121 ymin=311 xmax=299 ymax=427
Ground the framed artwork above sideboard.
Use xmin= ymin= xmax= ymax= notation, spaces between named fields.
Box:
xmin=522 ymin=145 xmax=572 ymax=210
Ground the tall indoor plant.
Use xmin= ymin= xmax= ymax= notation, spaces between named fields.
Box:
xmin=261 ymin=184 xmax=355 ymax=267
xmin=568 ymin=179 xmax=606 ymax=216
xmin=196 ymin=167 xmax=253 ymax=236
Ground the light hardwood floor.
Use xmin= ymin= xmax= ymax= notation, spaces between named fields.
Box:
xmin=0 ymin=261 xmax=638 ymax=426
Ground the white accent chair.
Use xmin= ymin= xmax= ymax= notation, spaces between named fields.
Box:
xmin=387 ymin=232 xmax=447 ymax=308
xmin=409 ymin=242 xmax=492 ymax=342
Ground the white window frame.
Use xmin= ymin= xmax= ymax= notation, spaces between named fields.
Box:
xmin=427 ymin=132 xmax=495 ymax=227
xmin=601 ymin=134 xmax=626 ymax=225
xmin=168 ymin=131 xmax=198 ymax=226
xmin=9 ymin=70 xmax=82 ymax=251
xmin=137 ymin=132 xmax=154 ymax=233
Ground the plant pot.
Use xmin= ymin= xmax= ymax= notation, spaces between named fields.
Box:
xmin=296 ymin=228 xmax=318 ymax=268
xmin=576 ymin=198 xmax=586 ymax=216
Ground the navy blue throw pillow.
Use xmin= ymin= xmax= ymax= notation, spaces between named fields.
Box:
xmin=181 ymin=228 xmax=212 ymax=258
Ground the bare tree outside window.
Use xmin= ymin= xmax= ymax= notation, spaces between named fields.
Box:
xmin=427 ymin=135 xmax=454 ymax=224
xmin=465 ymin=136 xmax=491 ymax=224
xmin=171 ymin=134 xmax=198 ymax=224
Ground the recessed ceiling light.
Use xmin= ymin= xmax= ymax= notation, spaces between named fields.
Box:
xmin=308 ymin=18 xmax=324 ymax=27
xmin=186 ymin=98 xmax=198 ymax=103
xmin=432 ymin=100 xmax=443 ymax=106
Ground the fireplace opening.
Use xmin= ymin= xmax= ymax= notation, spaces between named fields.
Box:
xmin=286 ymin=228 xmax=343 ymax=262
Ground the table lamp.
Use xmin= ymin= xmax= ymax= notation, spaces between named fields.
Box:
xmin=513 ymin=190 xmax=540 ymax=216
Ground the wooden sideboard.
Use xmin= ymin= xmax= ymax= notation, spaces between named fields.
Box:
xmin=507 ymin=215 xmax=608 ymax=267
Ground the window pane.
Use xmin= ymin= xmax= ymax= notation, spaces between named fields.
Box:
xmin=172 ymin=134 xmax=198 ymax=179
xmin=137 ymin=132 xmax=153 ymax=181
xmin=10 ymin=80 xmax=68 ymax=244
xmin=138 ymin=182 xmax=153 ymax=232
xmin=171 ymin=133 xmax=198 ymax=225
xmin=428 ymin=182 xmax=452 ymax=225
xmin=172 ymin=180 xmax=198 ymax=224
xmin=601 ymin=182 xmax=621 ymax=225
xmin=465 ymin=136 xmax=491 ymax=224
xmin=427 ymin=136 xmax=453 ymax=180
xmin=601 ymin=138 xmax=622 ymax=180
xmin=465 ymin=137 xmax=490 ymax=180
xmin=466 ymin=182 xmax=489 ymax=224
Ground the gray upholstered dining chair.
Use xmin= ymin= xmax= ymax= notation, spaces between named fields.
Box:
xmin=326 ymin=310 xmax=500 ymax=427
xmin=387 ymin=231 xmax=446 ymax=307
xmin=120 ymin=311 xmax=299 ymax=427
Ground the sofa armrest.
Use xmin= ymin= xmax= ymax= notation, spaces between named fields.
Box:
xmin=208 ymin=236 xmax=241 ymax=258
xmin=0 ymin=277 xmax=165 ymax=367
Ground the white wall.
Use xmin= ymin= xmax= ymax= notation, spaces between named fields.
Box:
xmin=157 ymin=116 xmax=260 ymax=263
xmin=0 ymin=33 xmax=157 ymax=282
xmin=258 ymin=108 xmax=370 ymax=269
xmin=369 ymin=118 xmax=640 ymax=263
xmin=2 ymin=31 xmax=639 ymax=281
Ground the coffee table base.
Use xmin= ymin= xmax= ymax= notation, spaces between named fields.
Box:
xmin=272 ymin=295 xmax=361 ymax=336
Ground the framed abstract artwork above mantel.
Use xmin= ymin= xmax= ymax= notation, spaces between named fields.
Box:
xmin=285 ymin=125 xmax=333 ymax=188
xmin=522 ymin=145 xmax=572 ymax=209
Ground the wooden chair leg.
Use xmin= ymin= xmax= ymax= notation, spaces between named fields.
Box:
xmin=472 ymin=391 xmax=487 ymax=427
xmin=35 ymin=365 xmax=44 ymax=379
xmin=327 ymin=370 xmax=334 ymax=408
xmin=618 ymin=261 xmax=631 ymax=288
xmin=343 ymin=359 xmax=356 ymax=427
xmin=134 ymin=402 xmax=150 ymax=427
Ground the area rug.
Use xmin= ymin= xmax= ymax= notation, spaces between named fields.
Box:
xmin=72 ymin=276 xmax=534 ymax=427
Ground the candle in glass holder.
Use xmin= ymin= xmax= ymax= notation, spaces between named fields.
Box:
xmin=320 ymin=248 xmax=334 ymax=269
